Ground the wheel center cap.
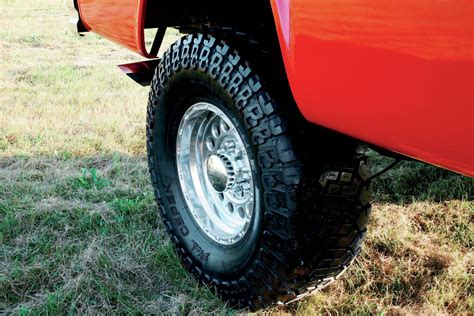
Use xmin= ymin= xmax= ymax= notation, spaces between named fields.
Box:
xmin=207 ymin=155 xmax=228 ymax=192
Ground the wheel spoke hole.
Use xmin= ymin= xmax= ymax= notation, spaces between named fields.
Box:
xmin=228 ymin=202 xmax=234 ymax=213
xmin=206 ymin=137 xmax=215 ymax=151
xmin=238 ymin=207 xmax=245 ymax=218
xmin=220 ymin=120 xmax=230 ymax=132
xmin=218 ymin=193 xmax=224 ymax=201
xmin=212 ymin=123 xmax=221 ymax=138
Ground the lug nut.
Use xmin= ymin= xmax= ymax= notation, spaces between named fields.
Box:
xmin=224 ymin=140 xmax=235 ymax=150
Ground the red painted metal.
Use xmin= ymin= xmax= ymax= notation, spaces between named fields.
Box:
xmin=76 ymin=0 xmax=473 ymax=177
xmin=271 ymin=0 xmax=474 ymax=177
xmin=77 ymin=0 xmax=154 ymax=57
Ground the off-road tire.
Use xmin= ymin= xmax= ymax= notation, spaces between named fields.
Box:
xmin=146 ymin=33 xmax=371 ymax=310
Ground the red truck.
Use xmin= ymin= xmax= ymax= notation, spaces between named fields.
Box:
xmin=68 ymin=0 xmax=473 ymax=309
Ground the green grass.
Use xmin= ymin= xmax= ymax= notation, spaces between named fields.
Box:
xmin=72 ymin=168 xmax=111 ymax=190
xmin=369 ymin=150 xmax=473 ymax=203
xmin=1 ymin=0 xmax=473 ymax=314
xmin=0 ymin=157 xmax=226 ymax=314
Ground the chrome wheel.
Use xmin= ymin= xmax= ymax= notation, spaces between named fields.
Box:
xmin=176 ymin=102 xmax=256 ymax=245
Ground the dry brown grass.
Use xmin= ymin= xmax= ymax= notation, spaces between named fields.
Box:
xmin=1 ymin=0 xmax=473 ymax=314
xmin=296 ymin=201 xmax=473 ymax=314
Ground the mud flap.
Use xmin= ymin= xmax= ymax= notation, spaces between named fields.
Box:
xmin=118 ymin=59 xmax=160 ymax=86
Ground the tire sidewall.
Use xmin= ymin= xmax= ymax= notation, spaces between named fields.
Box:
xmin=150 ymin=71 xmax=262 ymax=276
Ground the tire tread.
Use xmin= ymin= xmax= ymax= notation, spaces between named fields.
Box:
xmin=146 ymin=33 xmax=371 ymax=310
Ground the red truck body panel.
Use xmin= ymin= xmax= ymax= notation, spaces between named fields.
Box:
xmin=270 ymin=0 xmax=474 ymax=177
xmin=76 ymin=0 xmax=474 ymax=177
xmin=77 ymin=0 xmax=154 ymax=57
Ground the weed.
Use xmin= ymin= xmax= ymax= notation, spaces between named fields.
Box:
xmin=72 ymin=168 xmax=111 ymax=190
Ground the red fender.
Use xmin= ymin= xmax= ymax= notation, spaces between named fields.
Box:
xmin=271 ymin=0 xmax=474 ymax=177
xmin=75 ymin=0 xmax=474 ymax=177
xmin=77 ymin=0 xmax=154 ymax=57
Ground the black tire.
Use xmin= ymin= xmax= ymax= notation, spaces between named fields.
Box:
xmin=146 ymin=33 xmax=371 ymax=310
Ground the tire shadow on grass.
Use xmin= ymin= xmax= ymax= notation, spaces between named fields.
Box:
xmin=1 ymin=153 xmax=472 ymax=314
xmin=0 ymin=154 xmax=227 ymax=315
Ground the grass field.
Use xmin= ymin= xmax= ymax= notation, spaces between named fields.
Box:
xmin=1 ymin=1 xmax=473 ymax=314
